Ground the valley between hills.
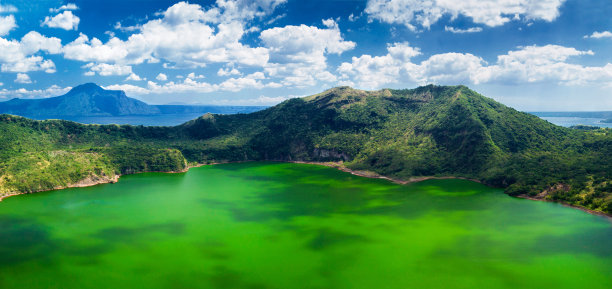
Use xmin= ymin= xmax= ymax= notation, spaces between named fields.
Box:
xmin=1 ymin=84 xmax=611 ymax=216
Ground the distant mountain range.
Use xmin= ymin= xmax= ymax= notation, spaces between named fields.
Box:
xmin=532 ymin=111 xmax=612 ymax=119
xmin=0 ymin=83 xmax=265 ymax=118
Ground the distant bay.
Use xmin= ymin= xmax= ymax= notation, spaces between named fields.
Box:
xmin=531 ymin=112 xmax=612 ymax=128
xmin=21 ymin=110 xmax=612 ymax=128
xmin=537 ymin=116 xmax=612 ymax=128
xmin=16 ymin=105 xmax=267 ymax=126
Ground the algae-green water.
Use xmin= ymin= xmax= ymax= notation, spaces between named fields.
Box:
xmin=1 ymin=162 xmax=611 ymax=289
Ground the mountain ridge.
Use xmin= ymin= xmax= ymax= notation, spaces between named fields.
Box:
xmin=0 ymin=84 xmax=611 ymax=215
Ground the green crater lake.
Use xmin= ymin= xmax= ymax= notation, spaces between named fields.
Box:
xmin=1 ymin=162 xmax=611 ymax=289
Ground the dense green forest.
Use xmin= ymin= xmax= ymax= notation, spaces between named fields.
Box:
xmin=1 ymin=85 xmax=611 ymax=215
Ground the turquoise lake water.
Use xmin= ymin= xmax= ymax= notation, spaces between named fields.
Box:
xmin=0 ymin=162 xmax=610 ymax=288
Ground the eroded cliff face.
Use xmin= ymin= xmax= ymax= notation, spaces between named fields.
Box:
xmin=1 ymin=170 xmax=119 ymax=201
xmin=313 ymin=148 xmax=350 ymax=161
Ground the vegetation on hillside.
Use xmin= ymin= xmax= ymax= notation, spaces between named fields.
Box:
xmin=1 ymin=85 xmax=611 ymax=215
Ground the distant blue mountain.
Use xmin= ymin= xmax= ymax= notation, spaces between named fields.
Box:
xmin=531 ymin=111 xmax=612 ymax=118
xmin=0 ymin=83 xmax=267 ymax=119
xmin=0 ymin=83 xmax=158 ymax=116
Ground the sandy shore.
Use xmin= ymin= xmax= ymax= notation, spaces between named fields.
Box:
xmin=286 ymin=160 xmax=483 ymax=185
xmin=0 ymin=192 xmax=24 ymax=202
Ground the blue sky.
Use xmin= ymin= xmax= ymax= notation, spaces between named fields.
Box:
xmin=0 ymin=0 xmax=611 ymax=110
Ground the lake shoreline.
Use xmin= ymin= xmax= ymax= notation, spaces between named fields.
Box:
xmin=1 ymin=160 xmax=610 ymax=220
xmin=0 ymin=164 xmax=200 ymax=202
xmin=0 ymin=175 xmax=120 ymax=202
xmin=288 ymin=161 xmax=612 ymax=219
xmin=284 ymin=160 xmax=484 ymax=185
xmin=514 ymin=194 xmax=612 ymax=220
xmin=0 ymin=161 xmax=244 ymax=202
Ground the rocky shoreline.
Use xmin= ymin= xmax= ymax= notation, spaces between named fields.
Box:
xmin=289 ymin=161 xmax=611 ymax=219
xmin=286 ymin=160 xmax=483 ymax=185
xmin=0 ymin=175 xmax=120 ymax=202
xmin=0 ymin=164 xmax=199 ymax=202
xmin=515 ymin=194 xmax=612 ymax=220
xmin=0 ymin=174 xmax=119 ymax=202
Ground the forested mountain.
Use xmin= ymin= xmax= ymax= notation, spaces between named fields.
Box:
xmin=0 ymin=83 xmax=266 ymax=120
xmin=0 ymin=83 xmax=159 ymax=116
xmin=1 ymin=85 xmax=611 ymax=215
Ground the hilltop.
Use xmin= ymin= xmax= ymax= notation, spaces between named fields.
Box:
xmin=0 ymin=85 xmax=611 ymax=215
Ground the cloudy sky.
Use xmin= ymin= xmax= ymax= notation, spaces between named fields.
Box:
xmin=0 ymin=0 xmax=611 ymax=110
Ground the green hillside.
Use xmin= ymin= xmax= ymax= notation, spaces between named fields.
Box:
xmin=1 ymin=85 xmax=611 ymax=215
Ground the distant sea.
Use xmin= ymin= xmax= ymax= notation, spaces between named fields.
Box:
xmin=14 ymin=108 xmax=612 ymax=128
xmin=536 ymin=117 xmax=612 ymax=128
xmin=530 ymin=112 xmax=612 ymax=128
xmin=21 ymin=105 xmax=268 ymax=126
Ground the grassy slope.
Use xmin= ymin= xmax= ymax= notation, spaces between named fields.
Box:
xmin=0 ymin=115 xmax=186 ymax=197
xmin=1 ymin=85 xmax=611 ymax=215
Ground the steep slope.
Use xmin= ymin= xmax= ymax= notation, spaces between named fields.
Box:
xmin=175 ymin=85 xmax=611 ymax=214
xmin=0 ymin=85 xmax=610 ymax=215
xmin=178 ymin=85 xmax=571 ymax=174
xmin=0 ymin=83 xmax=160 ymax=116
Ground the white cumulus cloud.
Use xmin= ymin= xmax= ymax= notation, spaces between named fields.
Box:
xmin=218 ymin=71 xmax=267 ymax=91
xmin=15 ymin=73 xmax=32 ymax=84
xmin=445 ymin=26 xmax=483 ymax=34
xmin=84 ymin=63 xmax=133 ymax=76
xmin=187 ymin=72 xmax=205 ymax=79
xmin=104 ymin=84 xmax=150 ymax=95
xmin=338 ymin=42 xmax=421 ymax=88
xmin=57 ymin=1 xmax=354 ymax=90
xmin=0 ymin=31 xmax=61 ymax=73
xmin=338 ymin=43 xmax=612 ymax=88
xmin=0 ymin=15 xmax=16 ymax=36
xmin=211 ymin=94 xmax=294 ymax=105
xmin=105 ymin=71 xmax=280 ymax=96
xmin=260 ymin=19 xmax=355 ymax=87
xmin=365 ymin=0 xmax=567 ymax=31
xmin=584 ymin=31 xmax=612 ymax=39
xmin=62 ymin=1 xmax=275 ymax=68
xmin=0 ymin=85 xmax=71 ymax=99
xmin=125 ymin=73 xmax=143 ymax=81
xmin=42 ymin=11 xmax=80 ymax=30
xmin=49 ymin=3 xmax=78 ymax=13
xmin=156 ymin=73 xmax=168 ymax=81
xmin=218 ymin=67 xmax=241 ymax=76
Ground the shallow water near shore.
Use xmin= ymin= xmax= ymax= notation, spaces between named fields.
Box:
xmin=1 ymin=162 xmax=611 ymax=289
